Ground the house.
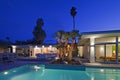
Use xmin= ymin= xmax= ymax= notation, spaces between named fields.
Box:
xmin=11 ymin=44 xmax=58 ymax=57
xmin=78 ymin=30 xmax=120 ymax=63
xmin=10 ymin=30 xmax=120 ymax=64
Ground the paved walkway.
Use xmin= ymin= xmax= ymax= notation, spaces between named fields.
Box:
xmin=0 ymin=60 xmax=120 ymax=72
xmin=84 ymin=63 xmax=120 ymax=68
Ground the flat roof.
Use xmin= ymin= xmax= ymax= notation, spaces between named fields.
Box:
xmin=81 ymin=30 xmax=120 ymax=35
xmin=81 ymin=30 xmax=120 ymax=39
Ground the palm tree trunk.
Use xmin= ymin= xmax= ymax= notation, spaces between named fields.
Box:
xmin=68 ymin=39 xmax=74 ymax=61
xmin=73 ymin=17 xmax=75 ymax=30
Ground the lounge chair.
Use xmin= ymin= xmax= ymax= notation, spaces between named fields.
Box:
xmin=36 ymin=54 xmax=47 ymax=59
xmin=2 ymin=56 xmax=14 ymax=64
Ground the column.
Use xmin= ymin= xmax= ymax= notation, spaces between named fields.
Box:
xmin=90 ymin=38 xmax=95 ymax=63
xmin=104 ymin=44 xmax=106 ymax=63
xmin=116 ymin=36 xmax=118 ymax=64
xmin=12 ymin=45 xmax=17 ymax=53
xmin=29 ymin=46 xmax=33 ymax=57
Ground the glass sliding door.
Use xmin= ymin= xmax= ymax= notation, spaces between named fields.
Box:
xmin=118 ymin=44 xmax=120 ymax=63
xmin=95 ymin=45 xmax=105 ymax=62
xmin=106 ymin=44 xmax=116 ymax=63
xmin=95 ymin=44 xmax=116 ymax=63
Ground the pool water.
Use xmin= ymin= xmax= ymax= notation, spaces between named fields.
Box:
xmin=0 ymin=64 xmax=120 ymax=80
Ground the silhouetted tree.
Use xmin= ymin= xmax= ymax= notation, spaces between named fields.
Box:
xmin=70 ymin=6 xmax=77 ymax=30
xmin=33 ymin=18 xmax=46 ymax=44
xmin=6 ymin=36 xmax=10 ymax=43
xmin=0 ymin=39 xmax=9 ymax=49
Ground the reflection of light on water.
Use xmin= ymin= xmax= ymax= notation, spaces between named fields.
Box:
xmin=91 ymin=76 xmax=94 ymax=80
xmin=113 ymin=69 xmax=116 ymax=71
xmin=13 ymin=70 xmax=16 ymax=72
xmin=43 ymin=69 xmax=45 ymax=72
xmin=34 ymin=65 xmax=41 ymax=71
xmin=100 ymin=69 xmax=104 ymax=72
xmin=110 ymin=79 xmax=114 ymax=80
xmin=4 ymin=71 xmax=8 ymax=75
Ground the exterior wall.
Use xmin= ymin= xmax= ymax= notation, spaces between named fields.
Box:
xmin=80 ymin=33 xmax=120 ymax=63
xmin=11 ymin=45 xmax=58 ymax=57
xmin=83 ymin=44 xmax=90 ymax=60
xmin=77 ymin=46 xmax=83 ymax=57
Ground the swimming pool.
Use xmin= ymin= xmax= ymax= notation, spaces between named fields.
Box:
xmin=0 ymin=64 xmax=120 ymax=80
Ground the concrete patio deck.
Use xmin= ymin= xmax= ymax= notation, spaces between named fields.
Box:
xmin=84 ymin=63 xmax=120 ymax=68
xmin=0 ymin=59 xmax=120 ymax=72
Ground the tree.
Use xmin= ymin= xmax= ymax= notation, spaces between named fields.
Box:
xmin=54 ymin=30 xmax=65 ymax=59
xmin=33 ymin=18 xmax=46 ymax=44
xmin=54 ymin=30 xmax=65 ymax=44
xmin=54 ymin=30 xmax=79 ymax=61
xmin=70 ymin=6 xmax=77 ymax=30
xmin=6 ymin=36 xmax=10 ymax=42
xmin=68 ymin=30 xmax=79 ymax=60
xmin=0 ymin=39 xmax=9 ymax=49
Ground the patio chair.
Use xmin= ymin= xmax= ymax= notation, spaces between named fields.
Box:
xmin=36 ymin=54 xmax=47 ymax=59
xmin=2 ymin=56 xmax=14 ymax=64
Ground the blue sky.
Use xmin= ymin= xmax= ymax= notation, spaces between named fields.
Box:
xmin=0 ymin=0 xmax=120 ymax=42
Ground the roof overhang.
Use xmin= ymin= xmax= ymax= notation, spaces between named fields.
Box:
xmin=81 ymin=30 xmax=120 ymax=39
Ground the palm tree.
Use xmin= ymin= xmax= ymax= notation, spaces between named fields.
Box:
xmin=62 ymin=32 xmax=71 ymax=59
xmin=55 ymin=30 xmax=65 ymax=44
xmin=54 ymin=30 xmax=65 ymax=59
xmin=70 ymin=6 xmax=77 ymax=30
xmin=63 ymin=32 xmax=71 ymax=46
xmin=68 ymin=30 xmax=79 ymax=60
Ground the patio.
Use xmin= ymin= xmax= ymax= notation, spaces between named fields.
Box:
xmin=0 ymin=58 xmax=120 ymax=72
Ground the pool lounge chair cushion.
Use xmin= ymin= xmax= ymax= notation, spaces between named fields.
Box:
xmin=2 ymin=56 xmax=14 ymax=63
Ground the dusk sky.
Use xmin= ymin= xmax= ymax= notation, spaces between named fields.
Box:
xmin=0 ymin=0 xmax=120 ymax=43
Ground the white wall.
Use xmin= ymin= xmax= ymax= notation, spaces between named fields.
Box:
xmin=90 ymin=38 xmax=95 ymax=62
xmin=106 ymin=45 xmax=112 ymax=56
xmin=78 ymin=46 xmax=83 ymax=57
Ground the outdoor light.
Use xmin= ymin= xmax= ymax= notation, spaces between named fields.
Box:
xmin=4 ymin=71 xmax=8 ymax=75
xmin=113 ymin=50 xmax=115 ymax=54
xmin=49 ymin=45 xmax=52 ymax=51
xmin=65 ymin=53 xmax=68 ymax=56
xmin=55 ymin=57 xmax=59 ymax=60
xmin=91 ymin=41 xmax=94 ymax=45
xmin=49 ymin=45 xmax=52 ymax=48
xmin=35 ymin=46 xmax=38 ymax=48
xmin=12 ymin=45 xmax=16 ymax=48
xmin=100 ymin=46 xmax=104 ymax=51
xmin=42 ymin=45 xmax=44 ymax=48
